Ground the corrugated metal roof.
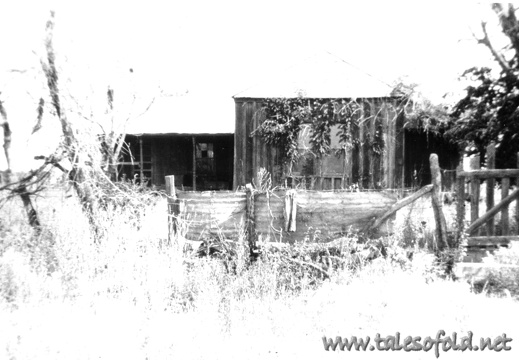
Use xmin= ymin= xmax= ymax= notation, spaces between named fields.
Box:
xmin=233 ymin=51 xmax=394 ymax=99
xmin=125 ymin=95 xmax=235 ymax=135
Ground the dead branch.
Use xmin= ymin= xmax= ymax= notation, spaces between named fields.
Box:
xmin=473 ymin=21 xmax=511 ymax=73
xmin=0 ymin=99 xmax=12 ymax=171
xmin=492 ymin=3 xmax=519 ymax=59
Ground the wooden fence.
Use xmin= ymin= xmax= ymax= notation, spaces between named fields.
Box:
xmin=456 ymin=143 xmax=519 ymax=251
xmin=166 ymin=175 xmax=398 ymax=243
xmin=165 ymin=153 xmax=453 ymax=249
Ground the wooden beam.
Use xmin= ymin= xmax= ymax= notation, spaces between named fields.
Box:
xmin=517 ymin=152 xmax=519 ymax=236
xmin=370 ymin=184 xmax=433 ymax=231
xmin=457 ymin=169 xmax=519 ymax=179
xmin=139 ymin=137 xmax=144 ymax=182
xmin=467 ymin=236 xmax=519 ymax=247
xmin=455 ymin=160 xmax=465 ymax=245
xmin=430 ymin=153 xmax=448 ymax=250
xmin=192 ymin=136 xmax=196 ymax=191
xmin=502 ymin=177 xmax=510 ymax=235
xmin=165 ymin=175 xmax=178 ymax=243
xmin=467 ymin=188 xmax=519 ymax=235
xmin=486 ymin=143 xmax=495 ymax=235
xmin=470 ymin=156 xmax=481 ymax=236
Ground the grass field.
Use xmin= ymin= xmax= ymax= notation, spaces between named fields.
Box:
xmin=1 ymin=184 xmax=519 ymax=359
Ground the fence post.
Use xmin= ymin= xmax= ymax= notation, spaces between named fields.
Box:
xmin=517 ymin=152 xmax=519 ymax=236
xmin=245 ymin=184 xmax=256 ymax=251
xmin=502 ymin=177 xmax=510 ymax=235
xmin=430 ymin=154 xmax=448 ymax=250
xmin=486 ymin=143 xmax=495 ymax=235
xmin=470 ymin=155 xmax=481 ymax=236
xmin=456 ymin=159 xmax=465 ymax=246
xmin=165 ymin=175 xmax=179 ymax=245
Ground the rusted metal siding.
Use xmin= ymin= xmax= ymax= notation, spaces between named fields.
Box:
xmin=175 ymin=190 xmax=247 ymax=241
xmin=253 ymin=189 xmax=397 ymax=243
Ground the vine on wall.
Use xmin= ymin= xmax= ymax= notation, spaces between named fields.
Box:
xmin=252 ymin=98 xmax=385 ymax=171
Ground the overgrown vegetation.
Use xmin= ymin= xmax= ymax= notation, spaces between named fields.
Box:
xmin=252 ymin=98 xmax=386 ymax=171
xmin=1 ymin=189 xmax=518 ymax=359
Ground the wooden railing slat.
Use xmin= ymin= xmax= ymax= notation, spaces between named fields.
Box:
xmin=467 ymin=188 xmax=519 ymax=235
xmin=470 ymin=156 xmax=481 ymax=236
xmin=486 ymin=143 xmax=495 ymax=236
xmin=457 ymin=169 xmax=519 ymax=178
xmin=467 ymin=236 xmax=519 ymax=247
xmin=501 ymin=177 xmax=510 ymax=235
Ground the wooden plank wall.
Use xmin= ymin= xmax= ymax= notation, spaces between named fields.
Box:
xmin=173 ymin=188 xmax=397 ymax=242
xmin=234 ymin=97 xmax=405 ymax=191
xmin=254 ymin=189 xmax=398 ymax=243
xmin=175 ymin=190 xmax=247 ymax=241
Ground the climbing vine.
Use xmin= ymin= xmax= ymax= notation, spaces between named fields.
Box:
xmin=252 ymin=98 xmax=386 ymax=169
xmin=251 ymin=98 xmax=307 ymax=165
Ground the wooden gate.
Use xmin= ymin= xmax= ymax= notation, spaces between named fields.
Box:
xmin=456 ymin=144 xmax=519 ymax=254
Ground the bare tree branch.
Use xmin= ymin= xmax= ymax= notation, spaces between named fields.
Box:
xmin=0 ymin=99 xmax=11 ymax=172
xmin=473 ymin=21 xmax=511 ymax=73
xmin=492 ymin=3 xmax=519 ymax=60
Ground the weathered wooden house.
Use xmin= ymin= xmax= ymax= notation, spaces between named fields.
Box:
xmin=233 ymin=52 xmax=458 ymax=191
xmin=120 ymin=95 xmax=235 ymax=190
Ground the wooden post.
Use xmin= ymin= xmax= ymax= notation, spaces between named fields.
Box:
xmin=486 ymin=143 xmax=495 ymax=235
xmin=456 ymin=159 xmax=465 ymax=245
xmin=430 ymin=153 xmax=448 ymax=250
xmin=192 ymin=136 xmax=197 ymax=191
xmin=139 ymin=137 xmax=144 ymax=182
xmin=470 ymin=155 xmax=481 ymax=236
xmin=245 ymin=184 xmax=255 ymax=252
xmin=165 ymin=175 xmax=179 ymax=244
xmin=502 ymin=177 xmax=510 ymax=235
xmin=517 ymin=152 xmax=519 ymax=236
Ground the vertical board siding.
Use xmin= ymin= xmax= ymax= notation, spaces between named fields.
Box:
xmin=233 ymin=101 xmax=243 ymax=189
xmin=358 ymin=102 xmax=365 ymax=188
xmin=234 ymin=97 xmax=406 ymax=191
xmin=368 ymin=99 xmax=376 ymax=189
xmin=245 ymin=102 xmax=254 ymax=184
xmin=394 ymin=99 xmax=405 ymax=190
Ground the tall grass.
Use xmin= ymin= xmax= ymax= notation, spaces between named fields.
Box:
xmin=1 ymin=185 xmax=519 ymax=359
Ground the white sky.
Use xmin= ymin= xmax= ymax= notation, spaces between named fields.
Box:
xmin=0 ymin=1 xmax=509 ymax=170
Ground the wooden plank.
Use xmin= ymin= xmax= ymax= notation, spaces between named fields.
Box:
xmin=457 ymin=169 xmax=519 ymax=179
xmin=139 ymin=137 xmax=144 ymax=181
xmin=245 ymin=102 xmax=254 ymax=185
xmin=251 ymin=102 xmax=259 ymax=183
xmin=380 ymin=100 xmax=388 ymax=188
xmin=370 ymin=184 xmax=433 ymax=231
xmin=486 ymin=143 xmax=495 ymax=235
xmin=430 ymin=153 xmax=448 ymax=250
xmin=192 ymin=136 xmax=196 ymax=191
xmin=396 ymin=100 xmax=405 ymax=189
xmin=467 ymin=188 xmax=519 ymax=235
xmin=470 ymin=156 xmax=481 ymax=235
xmin=517 ymin=152 xmax=519 ymax=236
xmin=358 ymin=100 xmax=365 ymax=189
xmin=467 ymin=236 xmax=519 ymax=247
xmin=165 ymin=175 xmax=178 ymax=243
xmin=456 ymin=160 xmax=465 ymax=245
xmin=501 ymin=177 xmax=510 ymax=235
xmin=233 ymin=101 xmax=243 ymax=189
xmin=351 ymin=104 xmax=360 ymax=185
xmin=368 ymin=99 xmax=376 ymax=189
